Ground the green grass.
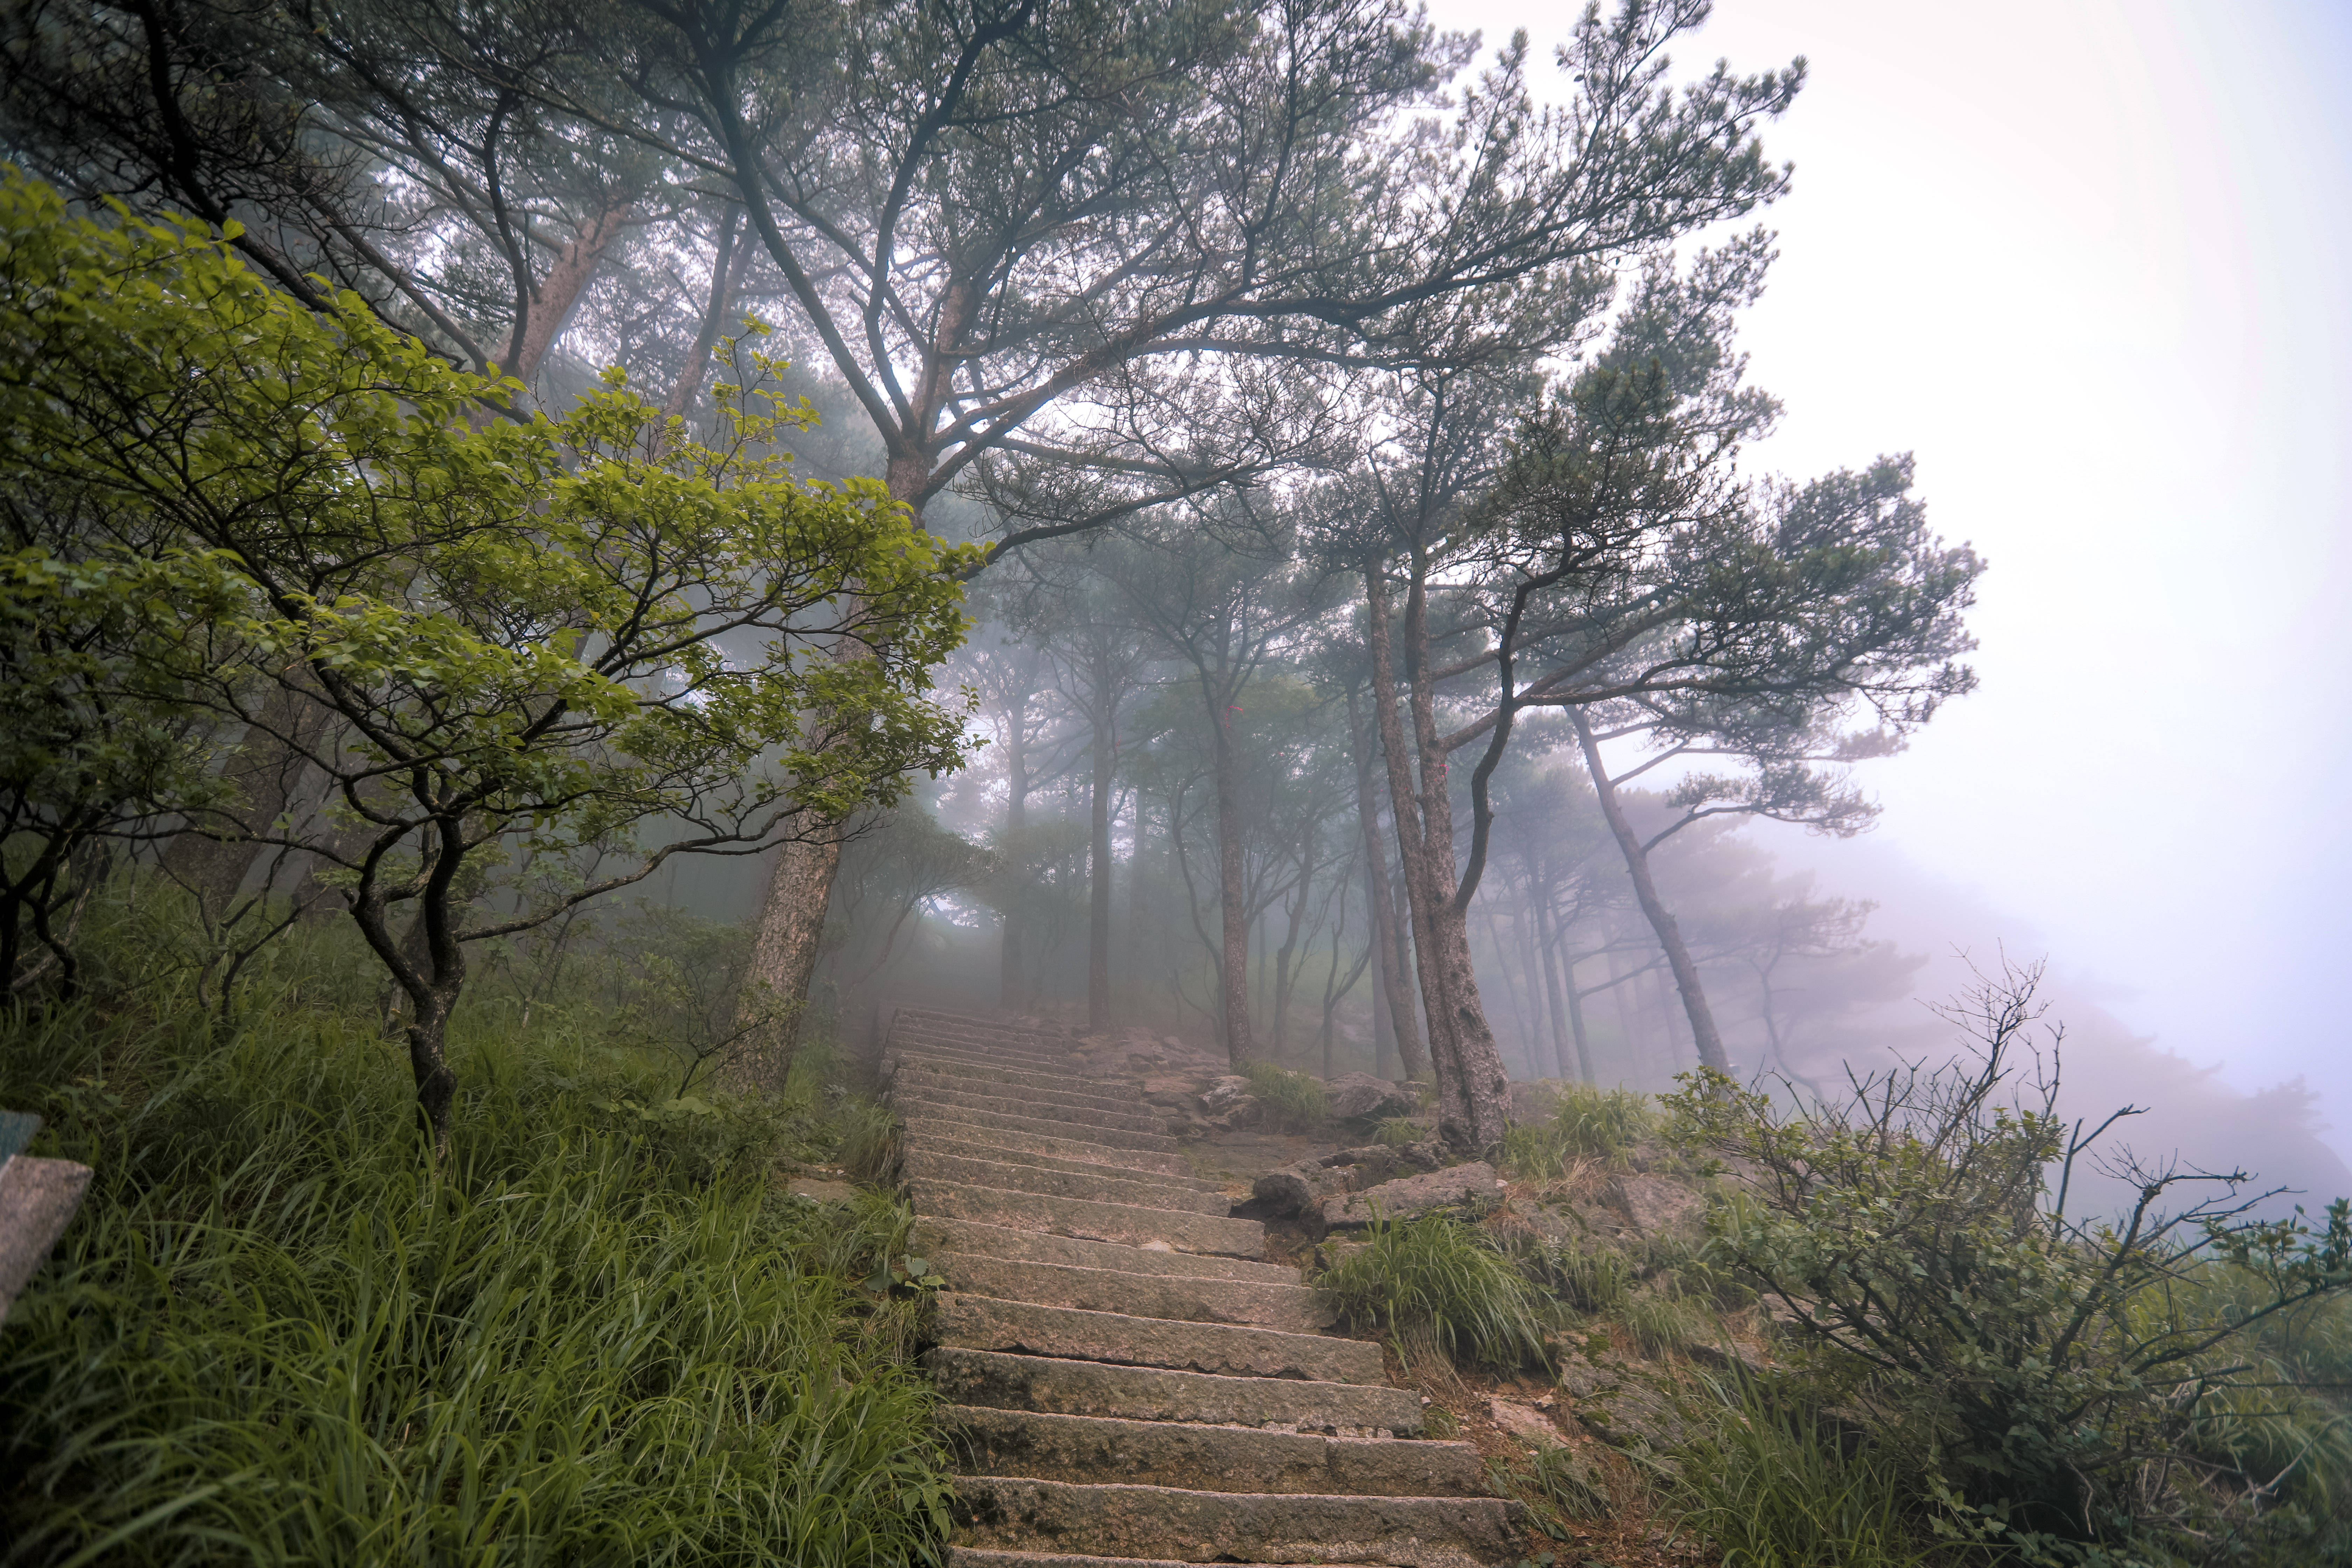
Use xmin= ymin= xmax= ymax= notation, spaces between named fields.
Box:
xmin=1670 ymin=1376 xmax=1937 ymax=1568
xmin=1499 ymin=1084 xmax=1657 ymax=1178
xmin=1312 ymin=1213 xmax=1553 ymax=1371
xmin=0 ymin=977 xmax=950 ymax=1567
xmin=1243 ymin=1060 xmax=1329 ymax=1133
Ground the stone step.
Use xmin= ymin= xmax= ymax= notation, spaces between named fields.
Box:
xmin=891 ymin=1022 xmax=1072 ymax=1056
xmin=904 ymin=1130 xmax=1219 ymax=1191
xmin=951 ymin=1478 xmax=1519 ymax=1568
xmin=905 ymin=1150 xmax=1230 ymax=1217
xmin=907 ymin=1103 xmax=1180 ymax=1156
xmin=891 ymin=1038 xmax=1071 ymax=1071
xmin=895 ymin=1010 xmax=1073 ymax=1046
xmin=889 ymin=1067 xmax=1157 ymax=1114
xmin=934 ymin=1294 xmax=1380 ymax=1383
xmin=923 ymin=1349 xmax=1420 ymax=1434
xmin=892 ymin=1060 xmax=1152 ymax=1114
xmin=930 ymin=1252 xmax=1330 ymax=1331
xmin=886 ymin=1043 xmax=1127 ymax=1085
xmin=910 ymin=1180 xmax=1264 ymax=1259
xmin=949 ymin=1554 xmax=1390 ymax=1568
xmin=894 ymin=1082 xmax=1170 ymax=1136
xmin=946 ymin=1407 xmax=1485 ymax=1496
xmin=912 ymin=1217 xmax=1298 ymax=1285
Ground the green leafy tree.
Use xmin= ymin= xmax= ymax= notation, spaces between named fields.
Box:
xmin=0 ymin=172 xmax=974 ymax=1147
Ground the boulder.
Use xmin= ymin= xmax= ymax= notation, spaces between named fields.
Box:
xmin=1207 ymin=1094 xmax=1262 ymax=1131
xmin=1320 ymin=1161 xmax=1505 ymax=1231
xmin=1250 ymin=1159 xmax=1351 ymax=1218
xmin=1609 ymin=1174 xmax=1705 ymax=1239
xmin=1508 ymin=1079 xmax=1567 ymax=1125
xmin=1556 ymin=1350 xmax=1690 ymax=1454
xmin=1486 ymin=1396 xmax=1568 ymax=1450
xmin=1200 ymin=1075 xmax=1254 ymax=1113
xmin=1324 ymin=1073 xmax=1417 ymax=1122
xmin=1140 ymin=1076 xmax=1202 ymax=1109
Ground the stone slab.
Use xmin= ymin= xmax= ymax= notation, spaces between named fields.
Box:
xmin=930 ymin=1253 xmax=1331 ymax=1331
xmin=895 ymin=1082 xmax=1170 ymax=1136
xmin=909 ymin=1180 xmax=1264 ymax=1258
xmin=905 ymin=1103 xmax=1180 ymax=1155
xmin=904 ymin=1149 xmax=1231 ymax=1217
xmin=924 ymin=1348 xmax=1421 ymax=1433
xmin=1319 ymin=1163 xmax=1504 ymax=1231
xmin=0 ymin=1154 xmax=92 ymax=1322
xmin=951 ymin=1478 xmax=1519 ymax=1568
xmin=912 ymin=1218 xmax=1298 ymax=1284
xmin=934 ymin=1294 xmax=1379 ymax=1382
xmin=907 ymin=1131 xmax=1218 ymax=1190
xmin=894 ymin=1063 xmax=1153 ymax=1115
xmin=946 ymin=1407 xmax=1484 ymax=1494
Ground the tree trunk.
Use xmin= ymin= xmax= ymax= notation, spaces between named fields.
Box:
xmin=1348 ymin=686 xmax=1427 ymax=1082
xmin=998 ymin=709 xmax=1029 ymax=1011
xmin=1535 ymin=898 xmax=1591 ymax=1082
xmin=729 ymin=829 xmax=841 ymax=1091
xmin=160 ymin=679 xmax=334 ymax=915
xmin=1087 ymin=693 xmax=1115 ymax=1032
xmin=662 ymin=206 xmax=747 ymax=421
xmin=1570 ymin=710 xmax=1730 ymax=1072
xmin=1209 ymin=700 xmax=1256 ymax=1066
xmin=504 ymin=195 xmax=633 ymax=384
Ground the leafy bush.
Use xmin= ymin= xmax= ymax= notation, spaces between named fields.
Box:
xmin=1244 ymin=1060 xmax=1329 ymax=1132
xmin=0 ymin=980 xmax=950 ymax=1567
xmin=1500 ymin=1084 xmax=1657 ymax=1177
xmin=1313 ymin=1213 xmax=1552 ymax=1370
xmin=1672 ymin=1376 xmax=1935 ymax=1568
xmin=1666 ymin=963 xmax=2352 ymax=1557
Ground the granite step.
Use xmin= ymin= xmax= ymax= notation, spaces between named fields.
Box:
xmin=893 ymin=1082 xmax=1170 ymax=1136
xmin=949 ymin=1555 xmax=1387 ymax=1568
xmin=949 ymin=1478 xmax=1519 ymax=1568
xmin=946 ymin=1407 xmax=1484 ymax=1496
xmin=922 ymin=1349 xmax=1420 ymax=1433
xmin=911 ymin=1217 xmax=1298 ymax=1284
xmin=909 ymin=1180 xmax=1264 ymax=1258
xmin=904 ymin=1150 xmax=1230 ymax=1217
xmin=905 ymin=1103 xmax=1180 ymax=1156
xmin=900 ymin=1117 xmax=1198 ymax=1180
xmin=934 ymin=1294 xmax=1379 ymax=1383
xmin=928 ymin=1253 xmax=1331 ymax=1331
xmin=891 ymin=1024 xmax=1072 ymax=1057
xmin=892 ymin=1062 xmax=1154 ymax=1114
xmin=904 ymin=1131 xmax=1220 ymax=1191
xmin=886 ymin=1043 xmax=1130 ymax=1086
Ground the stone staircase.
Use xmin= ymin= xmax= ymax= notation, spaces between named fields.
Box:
xmin=881 ymin=1007 xmax=1520 ymax=1568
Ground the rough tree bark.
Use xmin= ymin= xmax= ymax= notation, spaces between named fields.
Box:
xmin=1206 ymin=688 xmax=1256 ymax=1066
xmin=1348 ymin=686 xmax=1428 ymax=1082
xmin=1572 ymin=710 xmax=1729 ymax=1072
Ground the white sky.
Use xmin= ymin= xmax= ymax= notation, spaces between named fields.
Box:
xmin=1423 ymin=1 xmax=2352 ymax=1140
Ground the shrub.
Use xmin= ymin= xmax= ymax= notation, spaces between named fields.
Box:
xmin=1500 ymin=1084 xmax=1657 ymax=1178
xmin=1244 ymin=1060 xmax=1329 ymax=1133
xmin=1521 ymin=1239 xmax=1634 ymax=1315
xmin=1313 ymin=1213 xmax=1552 ymax=1370
xmin=1666 ymin=962 xmax=2352 ymax=1557
xmin=0 ymin=981 xmax=951 ymax=1567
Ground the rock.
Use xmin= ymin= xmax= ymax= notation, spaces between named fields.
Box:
xmin=784 ymin=1176 xmax=861 ymax=1204
xmin=1556 ymin=1350 xmax=1690 ymax=1454
xmin=1609 ymin=1174 xmax=1705 ymax=1238
xmin=1686 ymin=1339 xmax=1771 ymax=1377
xmin=1140 ymin=1076 xmax=1202 ymax=1109
xmin=1324 ymin=1073 xmax=1417 ymax=1122
xmin=1250 ymin=1160 xmax=1351 ymax=1218
xmin=1208 ymin=1096 xmax=1262 ymax=1132
xmin=1320 ymin=1161 xmax=1504 ymax=1231
xmin=1200 ymin=1075 xmax=1254 ymax=1113
xmin=1486 ymin=1396 xmax=1568 ymax=1450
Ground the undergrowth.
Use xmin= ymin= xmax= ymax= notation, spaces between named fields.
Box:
xmin=1243 ymin=1060 xmax=1329 ymax=1132
xmin=1499 ymin=1083 xmax=1656 ymax=1177
xmin=1314 ymin=1213 xmax=1551 ymax=1371
xmin=0 ymin=958 xmax=946 ymax=1566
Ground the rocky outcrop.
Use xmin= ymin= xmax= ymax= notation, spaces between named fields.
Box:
xmin=1320 ymin=1161 xmax=1506 ymax=1232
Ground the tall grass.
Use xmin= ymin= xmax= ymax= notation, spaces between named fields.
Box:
xmin=0 ymin=981 xmax=949 ymax=1567
xmin=1671 ymin=1376 xmax=1936 ymax=1568
xmin=1243 ymin=1061 xmax=1329 ymax=1133
xmin=1500 ymin=1084 xmax=1656 ymax=1178
xmin=1313 ymin=1213 xmax=1552 ymax=1371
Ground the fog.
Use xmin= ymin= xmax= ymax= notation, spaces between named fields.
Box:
xmin=1392 ymin=0 xmax=2352 ymax=1161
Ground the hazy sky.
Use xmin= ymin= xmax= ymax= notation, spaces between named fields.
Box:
xmin=1422 ymin=2 xmax=2352 ymax=1142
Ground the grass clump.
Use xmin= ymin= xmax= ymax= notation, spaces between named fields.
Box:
xmin=1672 ymin=1376 xmax=1935 ymax=1568
xmin=1500 ymin=1083 xmax=1656 ymax=1178
xmin=1243 ymin=1060 xmax=1329 ymax=1132
xmin=0 ymin=980 xmax=950 ymax=1567
xmin=1313 ymin=1213 xmax=1552 ymax=1370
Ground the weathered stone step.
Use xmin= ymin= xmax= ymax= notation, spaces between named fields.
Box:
xmin=923 ymin=1349 xmax=1420 ymax=1433
xmin=906 ymin=1150 xmax=1230 ymax=1216
xmin=891 ymin=1040 xmax=1072 ymax=1072
xmin=901 ymin=1119 xmax=1196 ymax=1180
xmin=891 ymin=1060 xmax=1150 ymax=1113
xmin=912 ymin=1217 xmax=1298 ymax=1284
xmin=891 ymin=1021 xmax=1072 ymax=1055
xmin=905 ymin=1130 xmax=1219 ymax=1191
xmin=910 ymin=1180 xmax=1264 ymax=1258
xmin=935 ymin=1294 xmax=1379 ymax=1383
xmin=884 ymin=1053 xmax=1143 ymax=1105
xmin=930 ymin=1252 xmax=1330 ymax=1331
xmin=951 ymin=1478 xmax=1519 ymax=1568
xmin=894 ymin=1082 xmax=1169 ymax=1136
xmin=894 ymin=1011 xmax=1074 ymax=1047
xmin=948 ymin=1554 xmax=1389 ymax=1568
xmin=885 ymin=1043 xmax=1126 ymax=1086
xmin=905 ymin=1103 xmax=1179 ymax=1155
xmin=946 ymin=1407 xmax=1484 ymax=1496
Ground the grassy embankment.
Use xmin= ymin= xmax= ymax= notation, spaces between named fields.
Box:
xmin=0 ymin=899 xmax=944 ymax=1567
